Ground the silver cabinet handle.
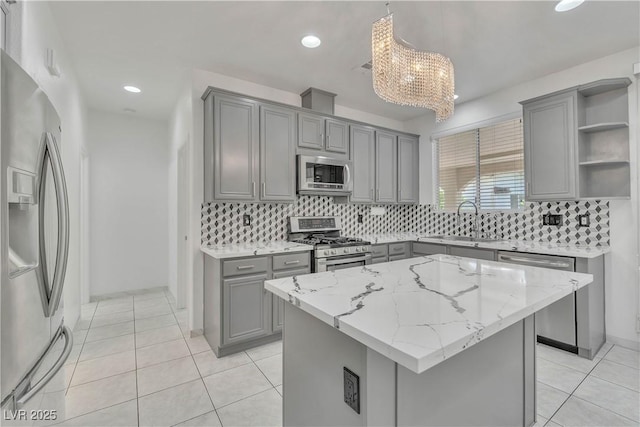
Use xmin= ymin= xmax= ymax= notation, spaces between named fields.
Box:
xmin=399 ymin=189 xmax=402 ymax=200
xmin=392 ymin=247 xmax=403 ymax=252
xmin=37 ymin=133 xmax=69 ymax=318
xmin=377 ymin=189 xmax=380 ymax=200
xmin=498 ymin=255 xmax=572 ymax=270
xmin=252 ymin=181 xmax=256 ymax=198
xmin=237 ymin=265 xmax=255 ymax=270
xmin=284 ymin=260 xmax=300 ymax=265
xmin=370 ymin=188 xmax=374 ymax=200
xmin=262 ymin=182 xmax=266 ymax=198
xmin=15 ymin=325 xmax=73 ymax=408
xmin=344 ymin=164 xmax=351 ymax=188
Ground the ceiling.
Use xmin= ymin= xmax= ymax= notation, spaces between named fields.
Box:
xmin=49 ymin=1 xmax=639 ymax=121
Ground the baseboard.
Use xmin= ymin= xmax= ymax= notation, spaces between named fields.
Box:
xmin=189 ymin=328 xmax=203 ymax=338
xmin=606 ymin=334 xmax=640 ymax=351
xmin=90 ymin=285 xmax=170 ymax=302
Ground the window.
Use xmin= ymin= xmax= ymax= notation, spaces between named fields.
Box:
xmin=435 ymin=117 xmax=524 ymax=211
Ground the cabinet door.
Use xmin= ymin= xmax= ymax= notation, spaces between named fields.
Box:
xmin=297 ymin=113 xmax=324 ymax=150
xmin=375 ymin=131 xmax=397 ymax=203
xmin=523 ymin=92 xmax=577 ymax=200
xmin=260 ymin=105 xmax=296 ymax=201
xmin=350 ymin=125 xmax=375 ymax=202
xmin=214 ymin=95 xmax=259 ymax=201
xmin=325 ymin=118 xmax=349 ymax=155
xmin=272 ymin=268 xmax=310 ymax=332
xmin=397 ymin=136 xmax=419 ymax=203
xmin=222 ymin=273 xmax=269 ymax=345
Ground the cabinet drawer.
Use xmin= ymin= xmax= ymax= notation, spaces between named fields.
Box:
xmin=412 ymin=242 xmax=447 ymax=256
xmin=371 ymin=244 xmax=388 ymax=257
xmin=371 ymin=256 xmax=388 ymax=265
xmin=273 ymin=252 xmax=310 ymax=271
xmin=449 ymin=246 xmax=495 ymax=261
xmin=388 ymin=242 xmax=408 ymax=255
xmin=223 ymin=257 xmax=268 ymax=277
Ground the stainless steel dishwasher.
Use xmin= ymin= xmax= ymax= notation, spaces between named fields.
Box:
xmin=497 ymin=252 xmax=578 ymax=352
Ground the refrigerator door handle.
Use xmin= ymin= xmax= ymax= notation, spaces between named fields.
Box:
xmin=43 ymin=132 xmax=70 ymax=317
xmin=14 ymin=325 xmax=73 ymax=409
xmin=35 ymin=136 xmax=53 ymax=317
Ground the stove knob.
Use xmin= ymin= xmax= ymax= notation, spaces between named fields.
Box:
xmin=344 ymin=248 xmax=350 ymax=254
xmin=355 ymin=247 xmax=361 ymax=252
xmin=331 ymin=250 xmax=336 ymax=255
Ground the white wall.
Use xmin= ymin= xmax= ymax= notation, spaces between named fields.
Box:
xmin=409 ymin=47 xmax=640 ymax=349
xmin=88 ymin=110 xmax=169 ymax=297
xmin=167 ymin=68 xmax=407 ymax=333
xmin=6 ymin=1 xmax=88 ymax=330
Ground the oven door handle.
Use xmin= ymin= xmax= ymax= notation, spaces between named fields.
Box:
xmin=319 ymin=253 xmax=372 ymax=266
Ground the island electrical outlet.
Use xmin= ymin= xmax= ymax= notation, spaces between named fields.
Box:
xmin=343 ymin=367 xmax=360 ymax=414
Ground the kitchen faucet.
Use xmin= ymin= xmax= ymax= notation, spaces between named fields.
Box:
xmin=457 ymin=200 xmax=480 ymax=238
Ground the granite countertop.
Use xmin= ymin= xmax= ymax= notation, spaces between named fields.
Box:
xmin=201 ymin=241 xmax=313 ymax=259
xmin=414 ymin=236 xmax=610 ymax=259
xmin=265 ymin=254 xmax=593 ymax=374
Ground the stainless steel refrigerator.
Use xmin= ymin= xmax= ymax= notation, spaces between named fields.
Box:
xmin=1 ymin=50 xmax=73 ymax=423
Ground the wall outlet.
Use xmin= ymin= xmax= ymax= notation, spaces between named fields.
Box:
xmin=357 ymin=214 xmax=363 ymax=224
xmin=343 ymin=367 xmax=360 ymax=414
xmin=242 ymin=214 xmax=251 ymax=226
xmin=578 ymin=214 xmax=590 ymax=227
xmin=543 ymin=213 xmax=562 ymax=226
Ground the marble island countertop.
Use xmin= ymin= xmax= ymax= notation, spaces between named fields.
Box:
xmin=265 ymin=254 xmax=593 ymax=374
xmin=201 ymin=241 xmax=314 ymax=259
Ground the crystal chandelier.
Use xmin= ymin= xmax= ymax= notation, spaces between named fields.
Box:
xmin=372 ymin=11 xmax=455 ymax=122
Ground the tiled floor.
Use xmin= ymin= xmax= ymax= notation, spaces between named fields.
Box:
xmin=57 ymin=288 xmax=639 ymax=426
xmin=56 ymin=288 xmax=282 ymax=426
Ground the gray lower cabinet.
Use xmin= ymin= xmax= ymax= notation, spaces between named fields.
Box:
xmin=204 ymin=251 xmax=311 ymax=357
xmin=206 ymin=93 xmax=259 ymax=202
xmin=397 ymin=136 xmax=419 ymax=203
xmin=412 ymin=242 xmax=447 ymax=256
xmin=350 ymin=125 xmax=375 ymax=203
xmin=260 ymin=105 xmax=296 ymax=201
xmin=448 ymin=246 xmax=496 ymax=261
xmin=371 ymin=242 xmax=411 ymax=263
xmin=223 ymin=273 xmax=269 ymax=345
xmin=522 ymin=90 xmax=577 ymax=200
xmin=376 ymin=131 xmax=397 ymax=203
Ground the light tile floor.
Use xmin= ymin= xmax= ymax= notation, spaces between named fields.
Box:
xmin=55 ymin=289 xmax=639 ymax=426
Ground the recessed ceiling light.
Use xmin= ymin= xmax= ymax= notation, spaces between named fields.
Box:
xmin=301 ymin=35 xmax=321 ymax=48
xmin=124 ymin=85 xmax=141 ymax=93
xmin=555 ymin=0 xmax=584 ymax=12
xmin=454 ymin=94 xmax=459 ymax=100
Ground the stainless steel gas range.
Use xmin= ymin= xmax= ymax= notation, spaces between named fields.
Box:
xmin=288 ymin=216 xmax=372 ymax=272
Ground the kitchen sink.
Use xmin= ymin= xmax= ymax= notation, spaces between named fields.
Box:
xmin=428 ymin=235 xmax=505 ymax=243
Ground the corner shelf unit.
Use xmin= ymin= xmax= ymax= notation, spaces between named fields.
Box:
xmin=576 ymin=78 xmax=632 ymax=199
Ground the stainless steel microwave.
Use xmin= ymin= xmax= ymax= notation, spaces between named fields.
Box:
xmin=297 ymin=155 xmax=353 ymax=196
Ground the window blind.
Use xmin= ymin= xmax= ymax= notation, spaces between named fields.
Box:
xmin=435 ymin=117 xmax=524 ymax=211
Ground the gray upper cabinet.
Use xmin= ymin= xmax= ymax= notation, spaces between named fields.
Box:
xmin=397 ymin=135 xmax=419 ymax=203
xmin=297 ymin=113 xmax=324 ymax=150
xmin=210 ymin=94 xmax=259 ymax=201
xmin=325 ymin=118 xmax=349 ymax=155
xmin=350 ymin=125 xmax=375 ymax=203
xmin=260 ymin=105 xmax=296 ymax=201
xmin=522 ymin=91 xmax=577 ymax=201
xmin=297 ymin=112 xmax=348 ymax=157
xmin=375 ymin=131 xmax=397 ymax=203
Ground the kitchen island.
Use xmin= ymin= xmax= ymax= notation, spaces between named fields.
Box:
xmin=265 ymin=254 xmax=593 ymax=426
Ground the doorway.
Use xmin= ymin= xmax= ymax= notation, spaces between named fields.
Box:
xmin=176 ymin=141 xmax=190 ymax=310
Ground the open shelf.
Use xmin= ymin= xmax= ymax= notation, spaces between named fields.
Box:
xmin=578 ymin=122 xmax=628 ymax=133
xmin=578 ymin=78 xmax=632 ymax=97
xmin=579 ymin=159 xmax=629 ymax=166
